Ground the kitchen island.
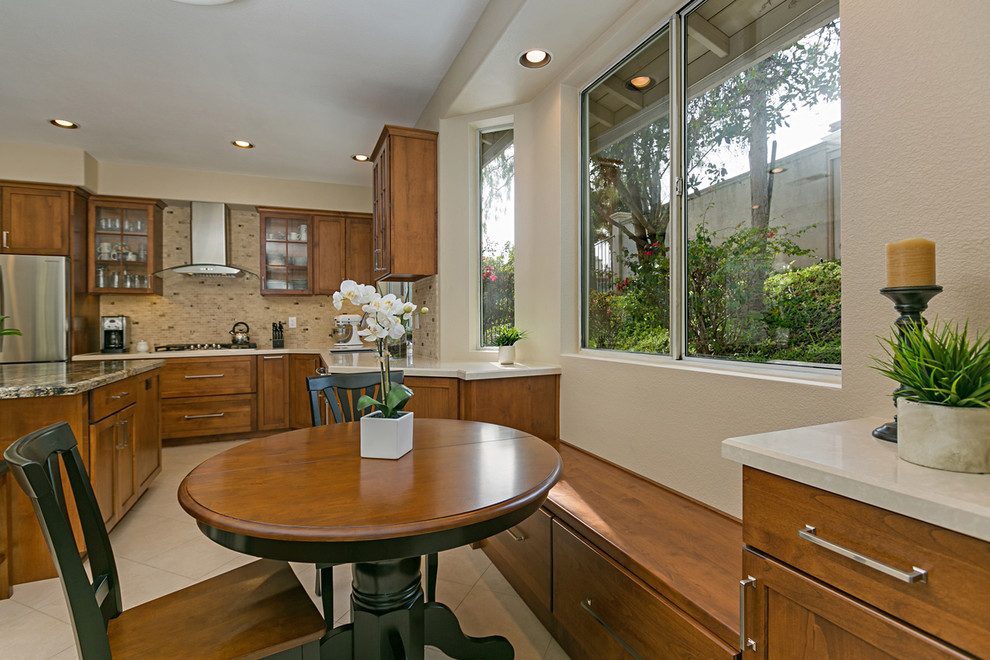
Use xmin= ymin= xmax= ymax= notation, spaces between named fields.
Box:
xmin=0 ymin=359 xmax=164 ymax=593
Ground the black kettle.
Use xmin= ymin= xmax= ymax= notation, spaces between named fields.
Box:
xmin=229 ymin=322 xmax=250 ymax=345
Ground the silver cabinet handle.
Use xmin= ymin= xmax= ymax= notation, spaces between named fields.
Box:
xmin=504 ymin=528 xmax=525 ymax=542
xmin=184 ymin=412 xmax=225 ymax=419
xmin=739 ymin=577 xmax=757 ymax=652
xmin=2 ymin=231 xmax=8 ymax=249
xmin=580 ymin=599 xmax=643 ymax=660
xmin=110 ymin=392 xmax=129 ymax=399
xmin=798 ymin=525 xmax=927 ymax=584
xmin=114 ymin=419 xmax=129 ymax=449
xmin=373 ymin=248 xmax=381 ymax=270
xmin=185 ymin=373 xmax=224 ymax=379
xmin=263 ymin=355 xmax=283 ymax=359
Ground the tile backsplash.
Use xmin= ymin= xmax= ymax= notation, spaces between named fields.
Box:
xmin=99 ymin=204 xmax=437 ymax=358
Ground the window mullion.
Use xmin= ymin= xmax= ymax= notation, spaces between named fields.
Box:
xmin=668 ymin=12 xmax=686 ymax=361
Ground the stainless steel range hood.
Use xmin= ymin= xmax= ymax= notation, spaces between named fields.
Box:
xmin=154 ymin=201 xmax=257 ymax=278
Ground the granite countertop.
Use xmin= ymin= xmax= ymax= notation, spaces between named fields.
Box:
xmin=0 ymin=359 xmax=165 ymax=398
xmin=318 ymin=350 xmax=562 ymax=380
xmin=722 ymin=417 xmax=990 ymax=543
xmin=72 ymin=348 xmax=322 ymax=360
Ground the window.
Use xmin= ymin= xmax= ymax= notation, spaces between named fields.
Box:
xmin=480 ymin=127 xmax=515 ymax=347
xmin=583 ymin=0 xmax=841 ymax=368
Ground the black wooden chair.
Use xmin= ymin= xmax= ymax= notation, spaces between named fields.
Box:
xmin=3 ymin=422 xmax=324 ymax=660
xmin=305 ymin=371 xmax=439 ymax=605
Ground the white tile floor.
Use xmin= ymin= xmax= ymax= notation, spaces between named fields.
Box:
xmin=0 ymin=440 xmax=570 ymax=659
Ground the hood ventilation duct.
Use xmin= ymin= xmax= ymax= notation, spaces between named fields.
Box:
xmin=154 ymin=201 xmax=257 ymax=279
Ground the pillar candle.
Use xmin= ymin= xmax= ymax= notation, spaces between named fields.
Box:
xmin=885 ymin=238 xmax=936 ymax=287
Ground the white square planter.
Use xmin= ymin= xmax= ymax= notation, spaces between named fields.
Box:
xmin=360 ymin=410 xmax=414 ymax=460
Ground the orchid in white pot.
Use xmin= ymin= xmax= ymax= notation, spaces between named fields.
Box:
xmin=332 ymin=280 xmax=426 ymax=419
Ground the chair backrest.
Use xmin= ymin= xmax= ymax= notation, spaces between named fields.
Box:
xmin=306 ymin=370 xmax=404 ymax=425
xmin=4 ymin=422 xmax=121 ymax=659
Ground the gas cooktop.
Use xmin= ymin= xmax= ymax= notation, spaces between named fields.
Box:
xmin=154 ymin=343 xmax=258 ymax=352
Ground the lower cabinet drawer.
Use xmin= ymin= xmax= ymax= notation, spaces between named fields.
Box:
xmin=161 ymin=395 xmax=255 ymax=439
xmin=553 ymin=520 xmax=737 ymax=660
xmin=160 ymin=357 xmax=256 ymax=398
xmin=743 ymin=467 xmax=990 ymax=658
xmin=90 ymin=375 xmax=139 ymax=422
xmin=481 ymin=509 xmax=552 ymax=614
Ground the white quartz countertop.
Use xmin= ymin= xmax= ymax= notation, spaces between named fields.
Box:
xmin=73 ymin=349 xmax=561 ymax=380
xmin=723 ymin=417 xmax=990 ymax=543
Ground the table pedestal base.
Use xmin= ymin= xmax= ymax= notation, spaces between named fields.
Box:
xmin=321 ymin=558 xmax=513 ymax=660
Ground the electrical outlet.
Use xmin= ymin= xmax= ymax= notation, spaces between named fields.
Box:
xmin=288 ymin=317 xmax=297 ymax=328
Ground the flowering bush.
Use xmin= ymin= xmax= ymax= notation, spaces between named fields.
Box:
xmin=332 ymin=280 xmax=426 ymax=418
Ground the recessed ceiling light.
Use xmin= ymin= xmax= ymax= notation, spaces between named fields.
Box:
xmin=231 ymin=140 xmax=254 ymax=149
xmin=518 ymin=49 xmax=552 ymax=69
xmin=352 ymin=154 xmax=370 ymax=162
xmin=627 ymin=75 xmax=654 ymax=90
xmin=769 ymin=167 xmax=786 ymax=174
xmin=49 ymin=119 xmax=79 ymax=129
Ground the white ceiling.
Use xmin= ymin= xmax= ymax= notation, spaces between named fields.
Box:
xmin=1 ymin=0 xmax=643 ymax=187
xmin=0 ymin=0 xmax=489 ymax=186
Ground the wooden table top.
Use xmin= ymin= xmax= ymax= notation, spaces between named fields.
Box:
xmin=178 ymin=419 xmax=561 ymax=560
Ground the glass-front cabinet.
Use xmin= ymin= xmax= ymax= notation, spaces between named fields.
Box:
xmin=88 ymin=196 xmax=164 ymax=295
xmin=259 ymin=209 xmax=312 ymax=295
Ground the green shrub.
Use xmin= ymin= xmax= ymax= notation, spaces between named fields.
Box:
xmin=764 ymin=260 xmax=841 ymax=348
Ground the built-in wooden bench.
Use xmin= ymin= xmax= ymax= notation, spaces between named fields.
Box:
xmin=481 ymin=442 xmax=742 ymax=659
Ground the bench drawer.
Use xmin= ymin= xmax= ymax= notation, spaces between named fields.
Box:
xmin=743 ymin=467 xmax=990 ymax=658
xmin=90 ymin=375 xmax=139 ymax=422
xmin=161 ymin=394 xmax=255 ymax=439
xmin=482 ymin=509 xmax=551 ymax=614
xmin=553 ymin=520 xmax=737 ymax=660
xmin=160 ymin=357 xmax=255 ymax=398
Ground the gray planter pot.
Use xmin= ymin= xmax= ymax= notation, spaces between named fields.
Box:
xmin=897 ymin=399 xmax=990 ymax=473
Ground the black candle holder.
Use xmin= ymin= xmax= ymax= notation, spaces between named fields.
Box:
xmin=872 ymin=284 xmax=943 ymax=442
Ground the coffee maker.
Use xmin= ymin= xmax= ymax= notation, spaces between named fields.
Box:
xmin=101 ymin=316 xmax=129 ymax=353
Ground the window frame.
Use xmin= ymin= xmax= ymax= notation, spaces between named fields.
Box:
xmin=477 ymin=122 xmax=516 ymax=350
xmin=579 ymin=0 xmax=842 ymax=375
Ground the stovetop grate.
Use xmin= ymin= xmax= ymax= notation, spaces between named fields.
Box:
xmin=154 ymin=343 xmax=258 ymax=352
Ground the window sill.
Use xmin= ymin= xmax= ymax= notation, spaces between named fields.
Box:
xmin=563 ymin=349 xmax=842 ymax=389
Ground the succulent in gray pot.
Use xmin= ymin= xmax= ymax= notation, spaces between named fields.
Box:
xmin=872 ymin=318 xmax=990 ymax=472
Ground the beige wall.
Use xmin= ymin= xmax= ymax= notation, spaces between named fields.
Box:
xmin=437 ymin=0 xmax=990 ymax=517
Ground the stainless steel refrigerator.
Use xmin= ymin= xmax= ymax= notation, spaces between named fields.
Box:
xmin=0 ymin=255 xmax=71 ymax=364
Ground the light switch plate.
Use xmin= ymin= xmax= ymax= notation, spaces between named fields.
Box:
xmin=288 ymin=317 xmax=297 ymax=328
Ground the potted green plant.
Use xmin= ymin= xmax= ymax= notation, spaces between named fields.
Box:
xmin=492 ymin=325 xmax=527 ymax=365
xmin=332 ymin=281 xmax=427 ymax=459
xmin=872 ymin=318 xmax=990 ymax=472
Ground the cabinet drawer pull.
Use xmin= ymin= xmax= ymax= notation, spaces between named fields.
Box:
xmin=580 ymin=599 xmax=643 ymax=660
xmin=739 ymin=577 xmax=757 ymax=652
xmin=110 ymin=392 xmax=129 ymax=399
xmin=263 ymin=355 xmax=284 ymax=360
xmin=184 ymin=412 xmax=225 ymax=419
xmin=504 ymin=528 xmax=525 ymax=542
xmin=2 ymin=231 xmax=8 ymax=249
xmin=185 ymin=373 xmax=225 ymax=379
xmin=798 ymin=525 xmax=927 ymax=584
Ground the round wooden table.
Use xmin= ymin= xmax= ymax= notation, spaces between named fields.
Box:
xmin=178 ymin=418 xmax=562 ymax=660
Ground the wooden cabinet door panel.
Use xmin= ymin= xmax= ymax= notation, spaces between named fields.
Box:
xmin=1 ymin=187 xmax=70 ymax=255
xmin=313 ymin=215 xmax=345 ymax=295
xmin=460 ymin=375 xmax=559 ymax=442
xmin=554 ymin=519 xmax=736 ymax=660
xmin=115 ymin=406 xmax=137 ymax=515
xmin=90 ymin=415 xmax=119 ymax=527
xmin=160 ymin=357 xmax=256 ymax=397
xmin=743 ymin=549 xmax=969 ymax=660
xmin=257 ymin=354 xmax=290 ymax=431
xmin=403 ymin=377 xmax=458 ymax=419
xmin=345 ymin=215 xmax=373 ymax=285
xmin=289 ymin=354 xmax=322 ymax=429
xmin=161 ymin=394 xmax=255 ymax=439
xmin=481 ymin=509 xmax=552 ymax=620
xmin=134 ymin=371 xmax=161 ymax=490
xmin=90 ymin=375 xmax=139 ymax=422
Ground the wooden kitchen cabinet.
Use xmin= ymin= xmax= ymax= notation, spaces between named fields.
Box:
xmin=479 ymin=509 xmax=553 ymax=628
xmin=88 ymin=195 xmax=165 ymax=295
xmin=133 ymin=370 xmax=161 ymax=490
xmin=1 ymin=183 xmax=71 ymax=255
xmin=160 ymin=357 xmax=257 ymax=440
xmin=258 ymin=208 xmax=313 ymax=294
xmin=371 ymin=125 xmax=437 ymax=281
xmin=742 ymin=467 xmax=990 ymax=658
xmin=312 ymin=212 xmax=373 ymax=294
xmin=257 ymin=354 xmax=290 ymax=431
xmin=289 ymin=353 xmax=323 ymax=428
xmin=403 ymin=376 xmax=459 ymax=419
xmin=741 ymin=549 xmax=967 ymax=659
xmin=460 ymin=375 xmax=559 ymax=442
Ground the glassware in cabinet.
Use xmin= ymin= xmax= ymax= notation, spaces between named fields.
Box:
xmin=89 ymin=197 xmax=164 ymax=295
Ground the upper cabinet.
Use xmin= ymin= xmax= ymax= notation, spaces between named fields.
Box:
xmin=88 ymin=196 xmax=165 ymax=295
xmin=371 ymin=125 xmax=437 ymax=282
xmin=313 ymin=212 xmax=373 ymax=294
xmin=258 ymin=208 xmax=313 ymax=295
xmin=0 ymin=182 xmax=86 ymax=256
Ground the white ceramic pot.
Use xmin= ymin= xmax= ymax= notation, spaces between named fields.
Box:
xmin=498 ymin=345 xmax=515 ymax=365
xmin=135 ymin=340 xmax=149 ymax=353
xmin=360 ymin=410 xmax=414 ymax=460
xmin=897 ymin=399 xmax=990 ymax=473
